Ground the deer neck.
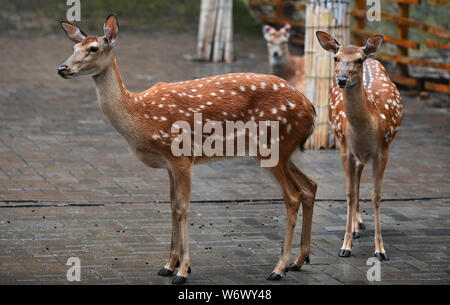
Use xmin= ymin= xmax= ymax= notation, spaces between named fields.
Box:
xmin=270 ymin=51 xmax=295 ymax=80
xmin=342 ymin=79 xmax=373 ymax=131
xmin=93 ymin=54 xmax=135 ymax=138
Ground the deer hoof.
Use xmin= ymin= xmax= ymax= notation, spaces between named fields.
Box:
xmin=157 ymin=267 xmax=174 ymax=277
xmin=172 ymin=275 xmax=187 ymax=284
xmin=266 ymin=272 xmax=282 ymax=281
xmin=305 ymin=256 xmax=310 ymax=264
xmin=353 ymin=232 xmax=360 ymax=239
xmin=289 ymin=263 xmax=301 ymax=272
xmin=359 ymin=222 xmax=366 ymax=230
xmin=175 ymin=261 xmax=192 ymax=274
xmin=338 ymin=249 xmax=352 ymax=257
xmin=375 ymin=252 xmax=389 ymax=261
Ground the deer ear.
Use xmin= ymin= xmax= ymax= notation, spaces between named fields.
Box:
xmin=280 ymin=24 xmax=291 ymax=38
xmin=104 ymin=13 xmax=119 ymax=45
xmin=263 ymin=25 xmax=273 ymax=40
xmin=316 ymin=31 xmax=340 ymax=54
xmin=60 ymin=21 xmax=87 ymax=44
xmin=363 ymin=35 xmax=383 ymax=58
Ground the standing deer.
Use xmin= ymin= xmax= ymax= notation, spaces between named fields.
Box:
xmin=316 ymin=32 xmax=403 ymax=260
xmin=263 ymin=24 xmax=305 ymax=92
xmin=57 ymin=14 xmax=318 ymax=284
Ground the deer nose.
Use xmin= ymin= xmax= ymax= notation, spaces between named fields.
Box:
xmin=337 ymin=77 xmax=348 ymax=88
xmin=273 ymin=51 xmax=280 ymax=57
xmin=58 ymin=65 xmax=68 ymax=76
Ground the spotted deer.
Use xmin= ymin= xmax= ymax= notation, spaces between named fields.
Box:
xmin=58 ymin=14 xmax=318 ymax=284
xmin=263 ymin=24 xmax=305 ymax=92
xmin=316 ymin=32 xmax=403 ymax=261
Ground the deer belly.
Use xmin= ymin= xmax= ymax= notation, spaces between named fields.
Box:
xmin=133 ymin=147 xmax=167 ymax=168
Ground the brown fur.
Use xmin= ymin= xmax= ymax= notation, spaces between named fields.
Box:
xmin=264 ymin=25 xmax=305 ymax=92
xmin=58 ymin=15 xmax=318 ymax=283
xmin=317 ymin=31 xmax=403 ymax=259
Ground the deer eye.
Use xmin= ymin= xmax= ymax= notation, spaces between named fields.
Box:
xmin=334 ymin=57 xmax=339 ymax=62
xmin=89 ymin=46 xmax=98 ymax=53
xmin=356 ymin=58 xmax=363 ymax=64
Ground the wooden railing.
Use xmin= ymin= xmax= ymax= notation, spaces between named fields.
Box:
xmin=247 ymin=0 xmax=450 ymax=94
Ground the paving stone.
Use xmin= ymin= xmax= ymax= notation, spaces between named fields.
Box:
xmin=0 ymin=33 xmax=448 ymax=284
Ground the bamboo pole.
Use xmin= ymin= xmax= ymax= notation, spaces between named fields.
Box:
xmin=224 ymin=0 xmax=234 ymax=63
xmin=304 ymin=0 xmax=350 ymax=150
xmin=213 ymin=0 xmax=225 ymax=62
xmin=197 ymin=0 xmax=234 ymax=63
xmin=197 ymin=0 xmax=208 ymax=60
xmin=197 ymin=0 xmax=216 ymax=61
xmin=205 ymin=1 xmax=218 ymax=61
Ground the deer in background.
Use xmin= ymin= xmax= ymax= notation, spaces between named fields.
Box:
xmin=316 ymin=31 xmax=403 ymax=261
xmin=263 ymin=24 xmax=305 ymax=92
xmin=58 ymin=14 xmax=318 ymax=284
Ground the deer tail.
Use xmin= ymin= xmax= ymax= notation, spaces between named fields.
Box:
xmin=299 ymin=103 xmax=316 ymax=152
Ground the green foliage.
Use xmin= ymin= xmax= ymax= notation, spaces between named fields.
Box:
xmin=0 ymin=0 xmax=263 ymax=36
xmin=0 ymin=0 xmax=201 ymax=32
xmin=233 ymin=0 xmax=262 ymax=36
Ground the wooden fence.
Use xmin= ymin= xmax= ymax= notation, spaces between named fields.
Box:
xmin=247 ymin=0 xmax=450 ymax=94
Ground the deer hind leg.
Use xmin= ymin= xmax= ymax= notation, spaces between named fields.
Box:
xmin=372 ymin=150 xmax=389 ymax=261
xmin=167 ymin=158 xmax=193 ymax=284
xmin=352 ymin=163 xmax=365 ymax=239
xmin=339 ymin=149 xmax=358 ymax=257
xmin=158 ymin=170 xmax=181 ymax=277
xmin=287 ymin=160 xmax=317 ymax=271
xmin=266 ymin=161 xmax=302 ymax=281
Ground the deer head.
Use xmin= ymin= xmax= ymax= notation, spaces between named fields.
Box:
xmin=58 ymin=14 xmax=119 ymax=79
xmin=263 ymin=24 xmax=292 ymax=64
xmin=316 ymin=31 xmax=383 ymax=88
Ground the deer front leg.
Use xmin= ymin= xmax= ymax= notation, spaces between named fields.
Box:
xmin=352 ymin=163 xmax=365 ymax=239
xmin=372 ymin=150 xmax=389 ymax=261
xmin=158 ymin=170 xmax=180 ymax=277
xmin=169 ymin=159 xmax=193 ymax=284
xmin=339 ymin=149 xmax=357 ymax=257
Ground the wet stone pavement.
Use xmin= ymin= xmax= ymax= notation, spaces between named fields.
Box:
xmin=0 ymin=33 xmax=449 ymax=284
